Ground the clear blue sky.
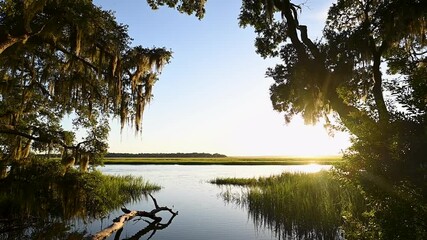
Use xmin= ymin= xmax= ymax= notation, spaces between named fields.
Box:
xmin=89 ymin=0 xmax=349 ymax=156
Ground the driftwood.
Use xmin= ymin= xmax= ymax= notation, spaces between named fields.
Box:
xmin=92 ymin=194 xmax=178 ymax=240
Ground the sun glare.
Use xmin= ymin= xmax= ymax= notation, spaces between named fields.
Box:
xmin=257 ymin=117 xmax=351 ymax=157
xmin=285 ymin=164 xmax=333 ymax=173
xmin=303 ymin=164 xmax=331 ymax=173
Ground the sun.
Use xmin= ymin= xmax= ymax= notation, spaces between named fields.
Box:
xmin=260 ymin=117 xmax=351 ymax=157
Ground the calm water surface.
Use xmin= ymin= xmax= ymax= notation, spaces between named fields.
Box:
xmin=79 ymin=164 xmax=331 ymax=240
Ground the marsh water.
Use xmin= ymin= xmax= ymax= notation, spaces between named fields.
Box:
xmin=0 ymin=164 xmax=335 ymax=239
xmin=75 ymin=164 xmax=332 ymax=240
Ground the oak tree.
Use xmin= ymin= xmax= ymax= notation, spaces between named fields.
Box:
xmin=239 ymin=0 xmax=426 ymax=182
xmin=0 ymin=0 xmax=204 ymax=176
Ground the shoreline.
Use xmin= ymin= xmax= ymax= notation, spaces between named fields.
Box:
xmin=102 ymin=156 xmax=342 ymax=165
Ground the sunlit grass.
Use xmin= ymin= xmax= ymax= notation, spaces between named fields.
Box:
xmin=210 ymin=177 xmax=258 ymax=186
xmin=211 ymin=171 xmax=366 ymax=239
xmin=63 ymin=170 xmax=161 ymax=215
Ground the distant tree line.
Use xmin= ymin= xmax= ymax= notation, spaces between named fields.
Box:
xmin=105 ymin=152 xmax=227 ymax=158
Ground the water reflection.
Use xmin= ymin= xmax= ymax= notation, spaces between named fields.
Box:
xmin=0 ymin=181 xmax=91 ymax=239
xmin=0 ymin=168 xmax=156 ymax=239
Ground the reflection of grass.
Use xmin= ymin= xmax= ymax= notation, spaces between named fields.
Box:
xmin=103 ymin=156 xmax=342 ymax=165
xmin=0 ymin=158 xmax=160 ymax=233
xmin=62 ymin=170 xmax=160 ymax=217
xmin=212 ymin=171 xmax=366 ymax=239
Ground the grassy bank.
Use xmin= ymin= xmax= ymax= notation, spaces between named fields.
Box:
xmin=103 ymin=156 xmax=342 ymax=165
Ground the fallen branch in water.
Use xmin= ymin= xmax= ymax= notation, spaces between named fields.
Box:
xmin=92 ymin=194 xmax=178 ymax=240
xmin=120 ymin=211 xmax=178 ymax=240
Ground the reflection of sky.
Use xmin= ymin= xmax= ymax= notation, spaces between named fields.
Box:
xmin=66 ymin=0 xmax=351 ymax=157
xmin=78 ymin=165 xmax=330 ymax=239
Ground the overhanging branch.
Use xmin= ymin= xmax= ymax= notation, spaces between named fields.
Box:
xmin=0 ymin=124 xmax=71 ymax=149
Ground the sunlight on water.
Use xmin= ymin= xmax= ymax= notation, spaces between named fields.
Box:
xmin=281 ymin=163 xmax=332 ymax=173
xmin=302 ymin=163 xmax=330 ymax=173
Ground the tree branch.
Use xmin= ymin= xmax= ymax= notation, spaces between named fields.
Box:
xmin=52 ymin=43 xmax=99 ymax=72
xmin=92 ymin=195 xmax=177 ymax=240
xmin=371 ymin=39 xmax=390 ymax=123
xmin=0 ymin=124 xmax=71 ymax=149
xmin=122 ymin=212 xmax=178 ymax=240
xmin=0 ymin=22 xmax=48 ymax=55
xmin=297 ymin=25 xmax=321 ymax=59
xmin=0 ymin=34 xmax=30 ymax=55
xmin=279 ymin=1 xmax=308 ymax=60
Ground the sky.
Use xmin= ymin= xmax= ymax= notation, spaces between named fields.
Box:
xmin=88 ymin=0 xmax=350 ymax=156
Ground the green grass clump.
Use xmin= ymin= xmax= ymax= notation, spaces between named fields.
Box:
xmin=212 ymin=171 xmax=366 ymax=239
xmin=62 ymin=170 xmax=160 ymax=217
xmin=210 ymin=177 xmax=259 ymax=186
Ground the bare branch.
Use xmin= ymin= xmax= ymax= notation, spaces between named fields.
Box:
xmin=92 ymin=195 xmax=178 ymax=240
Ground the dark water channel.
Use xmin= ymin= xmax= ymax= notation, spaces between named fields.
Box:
xmin=76 ymin=164 xmax=331 ymax=240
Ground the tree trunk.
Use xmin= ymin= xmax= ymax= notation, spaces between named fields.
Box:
xmin=372 ymin=45 xmax=390 ymax=124
xmin=0 ymin=162 xmax=8 ymax=179
xmin=61 ymin=155 xmax=75 ymax=176
xmin=80 ymin=154 xmax=89 ymax=172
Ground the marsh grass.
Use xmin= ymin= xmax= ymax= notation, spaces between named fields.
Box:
xmin=210 ymin=177 xmax=259 ymax=186
xmin=61 ymin=170 xmax=160 ymax=217
xmin=212 ymin=171 xmax=366 ymax=240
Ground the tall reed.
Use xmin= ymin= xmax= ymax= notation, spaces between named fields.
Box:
xmin=213 ymin=171 xmax=366 ymax=239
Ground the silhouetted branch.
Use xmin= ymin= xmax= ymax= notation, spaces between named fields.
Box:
xmin=150 ymin=193 xmax=160 ymax=209
xmin=122 ymin=212 xmax=178 ymax=240
xmin=92 ymin=195 xmax=177 ymax=240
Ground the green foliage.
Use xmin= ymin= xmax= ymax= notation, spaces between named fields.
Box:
xmin=147 ymin=0 xmax=206 ymax=19
xmin=337 ymin=156 xmax=427 ymax=239
xmin=339 ymin=120 xmax=427 ymax=185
